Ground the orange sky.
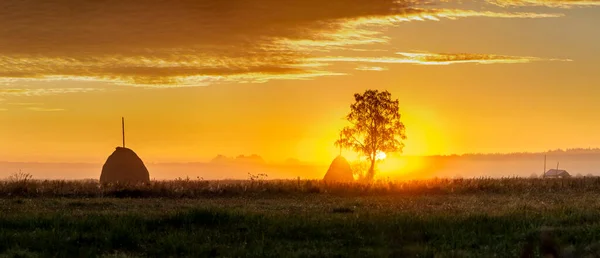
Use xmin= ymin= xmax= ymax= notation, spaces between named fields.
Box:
xmin=1 ymin=0 xmax=600 ymax=165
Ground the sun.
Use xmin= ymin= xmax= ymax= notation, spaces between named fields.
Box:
xmin=376 ymin=151 xmax=387 ymax=161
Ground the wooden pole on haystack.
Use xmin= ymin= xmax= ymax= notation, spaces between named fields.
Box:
xmin=122 ymin=117 xmax=125 ymax=148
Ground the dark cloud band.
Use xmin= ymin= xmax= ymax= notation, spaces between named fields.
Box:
xmin=0 ymin=0 xmax=567 ymax=87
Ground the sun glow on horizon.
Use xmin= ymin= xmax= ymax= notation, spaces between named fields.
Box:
xmin=378 ymin=155 xmax=427 ymax=178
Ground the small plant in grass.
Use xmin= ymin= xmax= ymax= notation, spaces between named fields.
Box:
xmin=8 ymin=170 xmax=33 ymax=183
xmin=4 ymin=170 xmax=34 ymax=196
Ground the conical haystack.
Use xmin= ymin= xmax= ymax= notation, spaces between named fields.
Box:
xmin=100 ymin=147 xmax=150 ymax=184
xmin=323 ymin=156 xmax=354 ymax=182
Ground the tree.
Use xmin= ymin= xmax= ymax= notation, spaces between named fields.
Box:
xmin=335 ymin=89 xmax=406 ymax=181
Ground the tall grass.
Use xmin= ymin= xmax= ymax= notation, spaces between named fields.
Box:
xmin=2 ymin=176 xmax=600 ymax=198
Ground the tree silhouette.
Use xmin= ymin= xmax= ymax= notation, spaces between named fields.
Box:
xmin=335 ymin=89 xmax=406 ymax=181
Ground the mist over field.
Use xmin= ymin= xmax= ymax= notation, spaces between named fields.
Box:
xmin=0 ymin=154 xmax=326 ymax=180
xmin=394 ymin=149 xmax=600 ymax=180
xmin=2 ymin=149 xmax=598 ymax=180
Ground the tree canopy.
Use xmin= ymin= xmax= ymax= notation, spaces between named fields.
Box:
xmin=335 ymin=89 xmax=406 ymax=181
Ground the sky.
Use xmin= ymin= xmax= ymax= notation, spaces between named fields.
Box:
xmin=1 ymin=0 xmax=600 ymax=165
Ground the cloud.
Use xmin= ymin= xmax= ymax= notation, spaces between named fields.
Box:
xmin=0 ymin=108 xmax=7 ymax=112
xmin=280 ymin=9 xmax=562 ymax=52
xmin=311 ymin=52 xmax=571 ymax=65
xmin=6 ymin=102 xmax=43 ymax=106
xmin=0 ymin=1 xmax=564 ymax=86
xmin=355 ymin=66 xmax=389 ymax=71
xmin=486 ymin=0 xmax=600 ymax=8
xmin=0 ymin=88 xmax=103 ymax=97
xmin=1 ymin=102 xmax=63 ymax=112
xmin=26 ymin=107 xmax=65 ymax=112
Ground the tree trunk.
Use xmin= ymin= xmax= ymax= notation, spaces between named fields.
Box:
xmin=367 ymin=158 xmax=376 ymax=181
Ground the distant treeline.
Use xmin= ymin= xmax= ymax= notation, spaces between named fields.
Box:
xmin=432 ymin=148 xmax=600 ymax=159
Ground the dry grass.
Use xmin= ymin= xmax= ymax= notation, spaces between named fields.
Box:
xmin=1 ymin=176 xmax=600 ymax=198
xmin=2 ymin=176 xmax=600 ymax=257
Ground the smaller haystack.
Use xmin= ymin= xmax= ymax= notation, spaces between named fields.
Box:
xmin=323 ymin=156 xmax=354 ymax=182
xmin=100 ymin=147 xmax=150 ymax=184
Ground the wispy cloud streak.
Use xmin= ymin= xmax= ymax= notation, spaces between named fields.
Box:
xmin=486 ymin=0 xmax=600 ymax=8
xmin=311 ymin=52 xmax=571 ymax=65
xmin=355 ymin=66 xmax=389 ymax=71
xmin=0 ymin=88 xmax=103 ymax=97
xmin=26 ymin=107 xmax=65 ymax=112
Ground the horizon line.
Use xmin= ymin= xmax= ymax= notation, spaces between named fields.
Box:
xmin=3 ymin=147 xmax=600 ymax=165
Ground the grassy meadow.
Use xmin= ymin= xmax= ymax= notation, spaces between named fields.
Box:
xmin=2 ymin=177 xmax=600 ymax=257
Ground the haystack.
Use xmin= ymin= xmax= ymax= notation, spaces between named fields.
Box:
xmin=100 ymin=147 xmax=150 ymax=184
xmin=323 ymin=156 xmax=354 ymax=182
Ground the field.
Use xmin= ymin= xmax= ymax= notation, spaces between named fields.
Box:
xmin=2 ymin=177 xmax=600 ymax=257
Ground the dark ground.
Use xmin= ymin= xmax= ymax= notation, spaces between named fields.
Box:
xmin=2 ymin=189 xmax=600 ymax=257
